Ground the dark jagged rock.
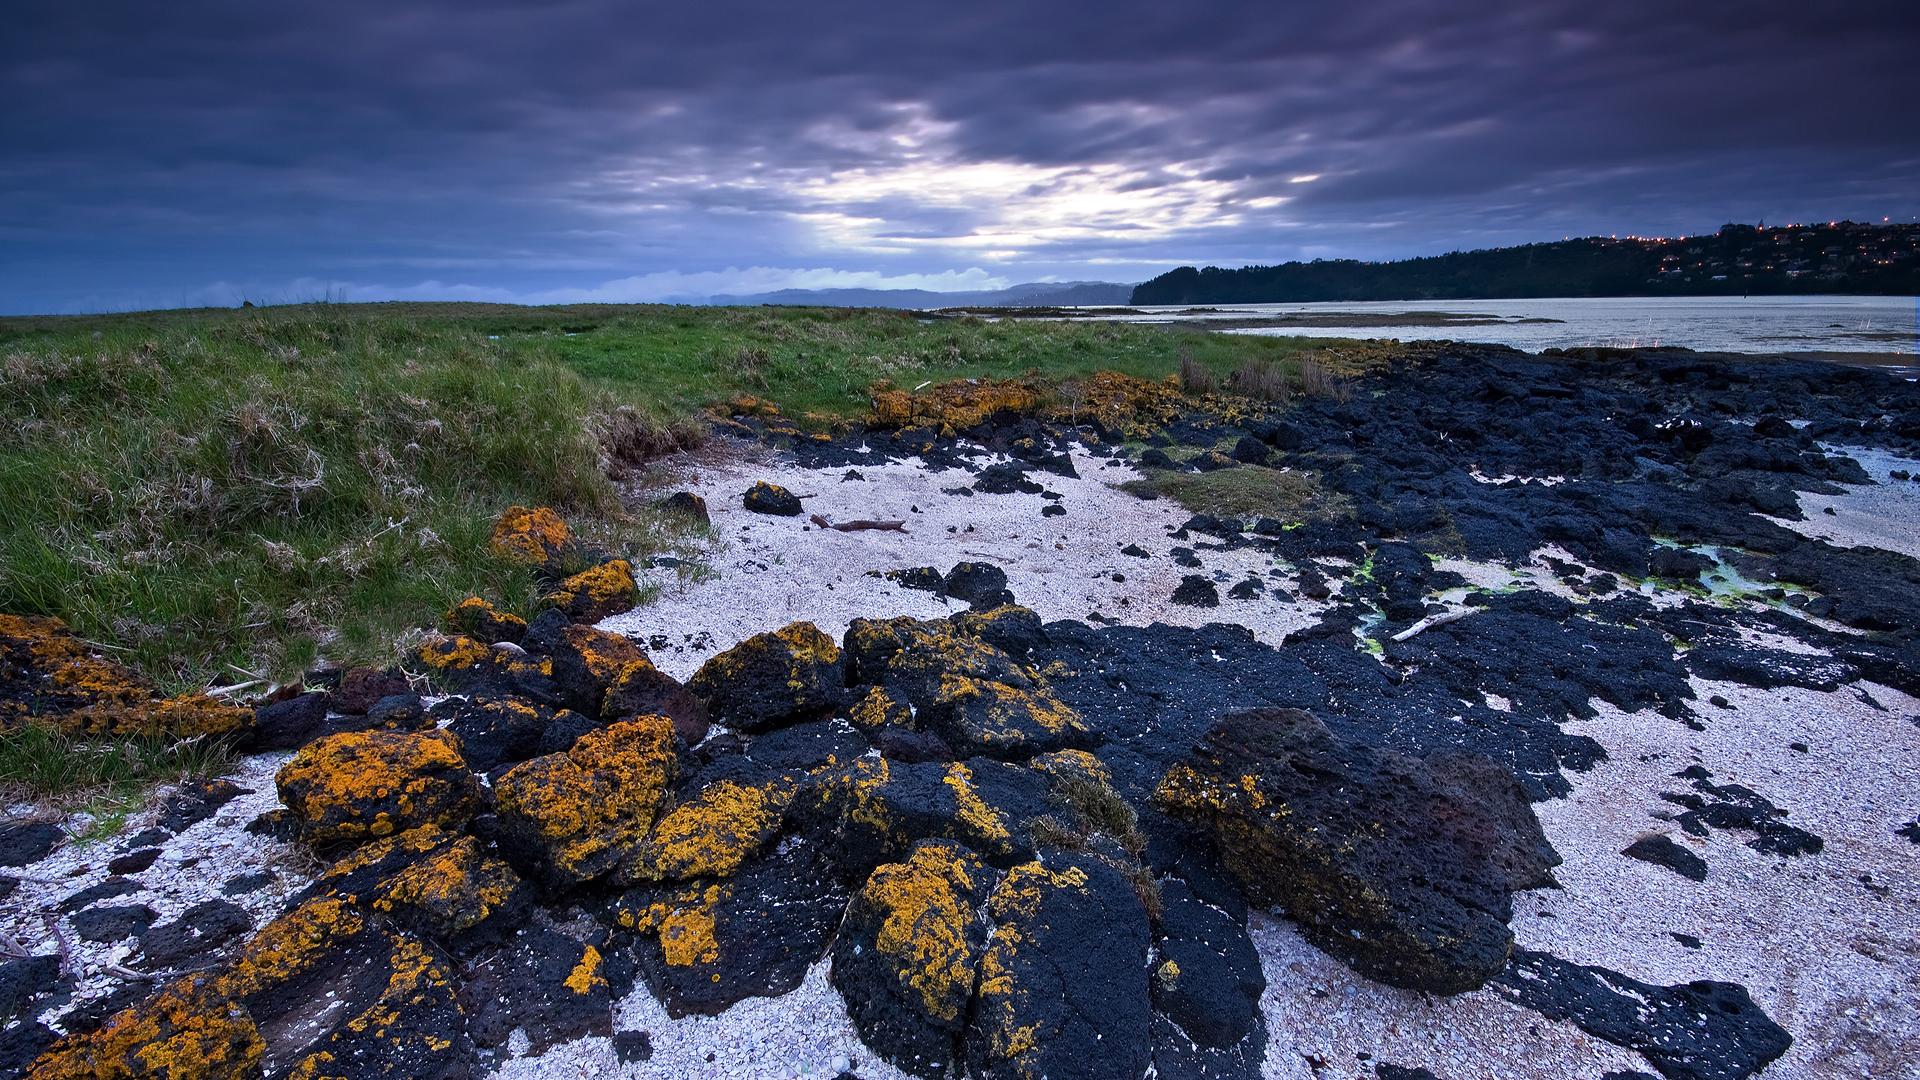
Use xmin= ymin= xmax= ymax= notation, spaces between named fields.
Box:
xmin=58 ymin=876 xmax=142 ymax=912
xmin=831 ymin=839 xmax=1000 ymax=1078
xmin=444 ymin=595 xmax=529 ymax=644
xmin=973 ymin=461 xmax=1044 ymax=494
xmin=1172 ymin=575 xmax=1220 ymax=607
xmin=521 ymin=607 xmax=572 ymax=656
xmin=138 ymin=898 xmax=254 ymax=969
xmin=122 ymin=827 xmax=170 ymax=850
xmin=744 ymin=480 xmax=805 ymax=515
xmin=688 ymin=621 xmax=847 ymax=732
xmin=366 ymin=692 xmax=427 ymax=729
xmin=1492 ymin=947 xmax=1792 ymax=1080
xmin=1623 ymin=834 xmax=1709 ymax=881
xmin=441 ymin=692 xmax=557 ymax=772
xmin=0 ymin=1021 xmax=58 ymax=1078
xmin=965 ymin=852 xmax=1153 ymax=1080
xmin=1157 ymin=708 xmax=1560 ymax=994
xmin=222 ymin=871 xmax=275 ymax=896
xmin=550 ymin=623 xmax=652 ymax=718
xmin=465 ymin=928 xmax=612 ymax=1053
xmin=1151 ymin=879 xmax=1265 ymax=1051
xmin=748 ymin=718 xmax=870 ymax=772
xmin=333 ymin=665 xmax=412 ymax=714
xmin=106 ymin=847 xmax=161 ymax=874
xmin=1658 ymin=767 xmax=1824 ymax=857
xmin=658 ymin=490 xmax=711 ymax=525
xmin=0 ymin=822 xmax=64 ymax=866
xmin=537 ymin=708 xmax=600 ymax=756
xmin=276 ymin=728 xmax=484 ymax=847
xmin=601 ymin=657 xmax=708 ymax=746
xmin=73 ymin=904 xmax=158 ymax=942
xmin=950 ymin=605 xmax=1049 ymax=659
xmin=613 ymin=1029 xmax=654 ymax=1062
xmin=297 ymin=824 xmax=531 ymax=944
xmin=1376 ymin=1067 xmax=1443 ymax=1080
xmin=156 ymin=777 xmax=247 ymax=833
xmin=943 ymin=562 xmax=1016 ymax=611
xmin=249 ymin=690 xmax=333 ymax=750
xmin=0 ymin=955 xmax=64 ymax=1022
xmin=617 ymin=840 xmax=850 ymax=1018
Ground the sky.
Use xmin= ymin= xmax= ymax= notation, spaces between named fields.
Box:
xmin=4 ymin=1 xmax=1917 ymax=314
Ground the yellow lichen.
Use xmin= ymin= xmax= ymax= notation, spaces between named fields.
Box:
xmin=942 ymin=763 xmax=1011 ymax=847
xmin=442 ymin=596 xmax=527 ymax=643
xmin=657 ymin=885 xmax=725 ymax=967
xmin=28 ymin=980 xmax=263 ymax=1080
xmin=626 ymin=777 xmax=795 ymax=881
xmin=1028 ymin=749 xmax=1111 ymax=787
xmin=492 ymin=716 xmax=679 ymax=886
xmin=275 ymin=729 xmax=480 ymax=846
xmin=489 ymin=505 xmax=571 ymax=565
xmin=542 ymin=560 xmax=637 ymax=619
xmin=564 ymin=946 xmax=604 ymax=995
xmin=857 ymin=842 xmax=990 ymax=1023
xmin=845 ymin=685 xmax=913 ymax=731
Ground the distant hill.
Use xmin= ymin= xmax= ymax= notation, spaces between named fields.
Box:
xmin=1132 ymin=222 xmax=1920 ymax=305
xmin=708 ymin=280 xmax=1135 ymax=308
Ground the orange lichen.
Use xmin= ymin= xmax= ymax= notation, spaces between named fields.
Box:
xmin=1 ymin=614 xmax=253 ymax=739
xmin=361 ymin=831 xmax=526 ymax=937
xmin=557 ymin=624 xmax=649 ymax=692
xmin=854 ymin=841 xmax=992 ymax=1023
xmin=685 ymin=621 xmax=842 ymax=721
xmin=615 ymin=882 xmax=727 ymax=967
xmin=867 ymin=377 xmax=1049 ymax=436
xmin=442 ymin=597 xmax=527 ymax=643
xmin=541 ymin=560 xmax=638 ymax=621
xmin=492 ymin=715 xmax=679 ymax=887
xmin=27 ymin=979 xmax=263 ymax=1080
xmin=930 ymin=675 xmax=1088 ymax=754
xmin=845 ymin=685 xmax=914 ymax=731
xmin=564 ymin=946 xmax=604 ymax=995
xmin=626 ymin=776 xmax=795 ymax=881
xmin=490 ymin=505 xmax=572 ymax=566
xmin=941 ymin=763 xmax=1012 ymax=848
xmin=275 ymin=728 xmax=482 ymax=846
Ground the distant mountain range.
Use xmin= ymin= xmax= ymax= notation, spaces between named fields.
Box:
xmin=704 ymin=280 xmax=1136 ymax=308
xmin=1131 ymin=222 xmax=1920 ymax=305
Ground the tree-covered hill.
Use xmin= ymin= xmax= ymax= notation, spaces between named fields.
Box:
xmin=1132 ymin=222 xmax=1920 ymax=304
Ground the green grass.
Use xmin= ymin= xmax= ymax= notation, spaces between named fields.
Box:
xmin=1122 ymin=465 xmax=1326 ymax=521
xmin=0 ymin=301 xmax=1379 ymax=692
xmin=0 ymin=722 xmax=239 ymax=841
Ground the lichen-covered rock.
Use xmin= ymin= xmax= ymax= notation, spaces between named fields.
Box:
xmin=490 ymin=505 xmax=572 ymax=568
xmin=464 ymin=929 xmax=611 ymax=1054
xmin=742 ymin=480 xmax=804 ymax=516
xmin=274 ymin=932 xmax=472 ymax=1080
xmin=950 ymin=605 xmax=1048 ymax=658
xmin=794 ymin=756 xmax=1049 ymax=879
xmin=412 ymin=634 xmax=556 ymax=699
xmin=0 ymin=613 xmax=254 ymax=741
xmin=1154 ymin=708 xmax=1560 ymax=994
xmin=303 ymin=825 xmax=531 ymax=943
xmin=831 ymin=840 xmax=1000 ymax=1079
xmin=493 ymin=716 xmax=680 ymax=890
xmin=542 ymin=559 xmax=638 ymax=622
xmin=602 ymin=656 xmax=708 ymax=746
xmin=624 ymin=772 xmax=796 ymax=882
xmin=966 ymin=853 xmax=1154 ymax=1080
xmin=921 ymin=676 xmax=1092 ymax=762
xmin=686 ymin=621 xmax=845 ymax=733
xmin=25 ymin=979 xmax=262 ymax=1080
xmin=276 ymin=729 xmax=484 ymax=847
xmin=550 ymin=624 xmax=651 ymax=718
xmin=443 ymin=596 xmax=528 ymax=644
xmin=846 ymin=685 xmax=914 ymax=731
xmin=615 ymin=840 xmax=849 ymax=1018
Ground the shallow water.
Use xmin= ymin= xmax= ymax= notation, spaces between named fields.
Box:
xmin=1108 ymin=295 xmax=1919 ymax=357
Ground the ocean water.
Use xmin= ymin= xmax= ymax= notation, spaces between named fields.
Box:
xmin=1113 ymin=295 xmax=1918 ymax=357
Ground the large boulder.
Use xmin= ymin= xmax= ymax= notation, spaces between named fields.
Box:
xmin=831 ymin=840 xmax=1000 ymax=1079
xmin=300 ymin=824 xmax=531 ymax=944
xmin=275 ymin=729 xmax=484 ymax=847
xmin=1155 ymin=708 xmax=1560 ymax=994
xmin=492 ymin=716 xmax=680 ymax=890
xmin=965 ymin=853 xmax=1154 ymax=1080
xmin=686 ymin=621 xmax=846 ymax=733
xmin=0 ymin=614 xmax=252 ymax=741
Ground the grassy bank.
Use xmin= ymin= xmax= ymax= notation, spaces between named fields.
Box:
xmin=1 ymin=301 xmax=1378 ymax=699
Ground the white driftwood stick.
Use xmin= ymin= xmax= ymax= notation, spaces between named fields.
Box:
xmin=1390 ymin=609 xmax=1476 ymax=642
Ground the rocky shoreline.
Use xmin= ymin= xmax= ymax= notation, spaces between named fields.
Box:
xmin=3 ymin=344 xmax=1917 ymax=1080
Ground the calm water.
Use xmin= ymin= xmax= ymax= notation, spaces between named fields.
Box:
xmin=1112 ymin=295 xmax=1919 ymax=357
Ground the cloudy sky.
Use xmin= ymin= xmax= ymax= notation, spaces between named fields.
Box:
xmin=4 ymin=0 xmax=1916 ymax=313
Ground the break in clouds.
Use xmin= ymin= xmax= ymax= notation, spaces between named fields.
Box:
xmin=3 ymin=0 xmax=1916 ymax=312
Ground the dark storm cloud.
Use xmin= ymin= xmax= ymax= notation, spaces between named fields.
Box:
xmin=3 ymin=0 xmax=1916 ymax=311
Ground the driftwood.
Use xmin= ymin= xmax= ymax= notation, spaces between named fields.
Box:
xmin=1389 ymin=609 xmax=1476 ymax=642
xmin=810 ymin=514 xmax=908 ymax=533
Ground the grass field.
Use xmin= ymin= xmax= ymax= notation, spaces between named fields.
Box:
xmin=1 ymin=301 xmax=1375 ymax=701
